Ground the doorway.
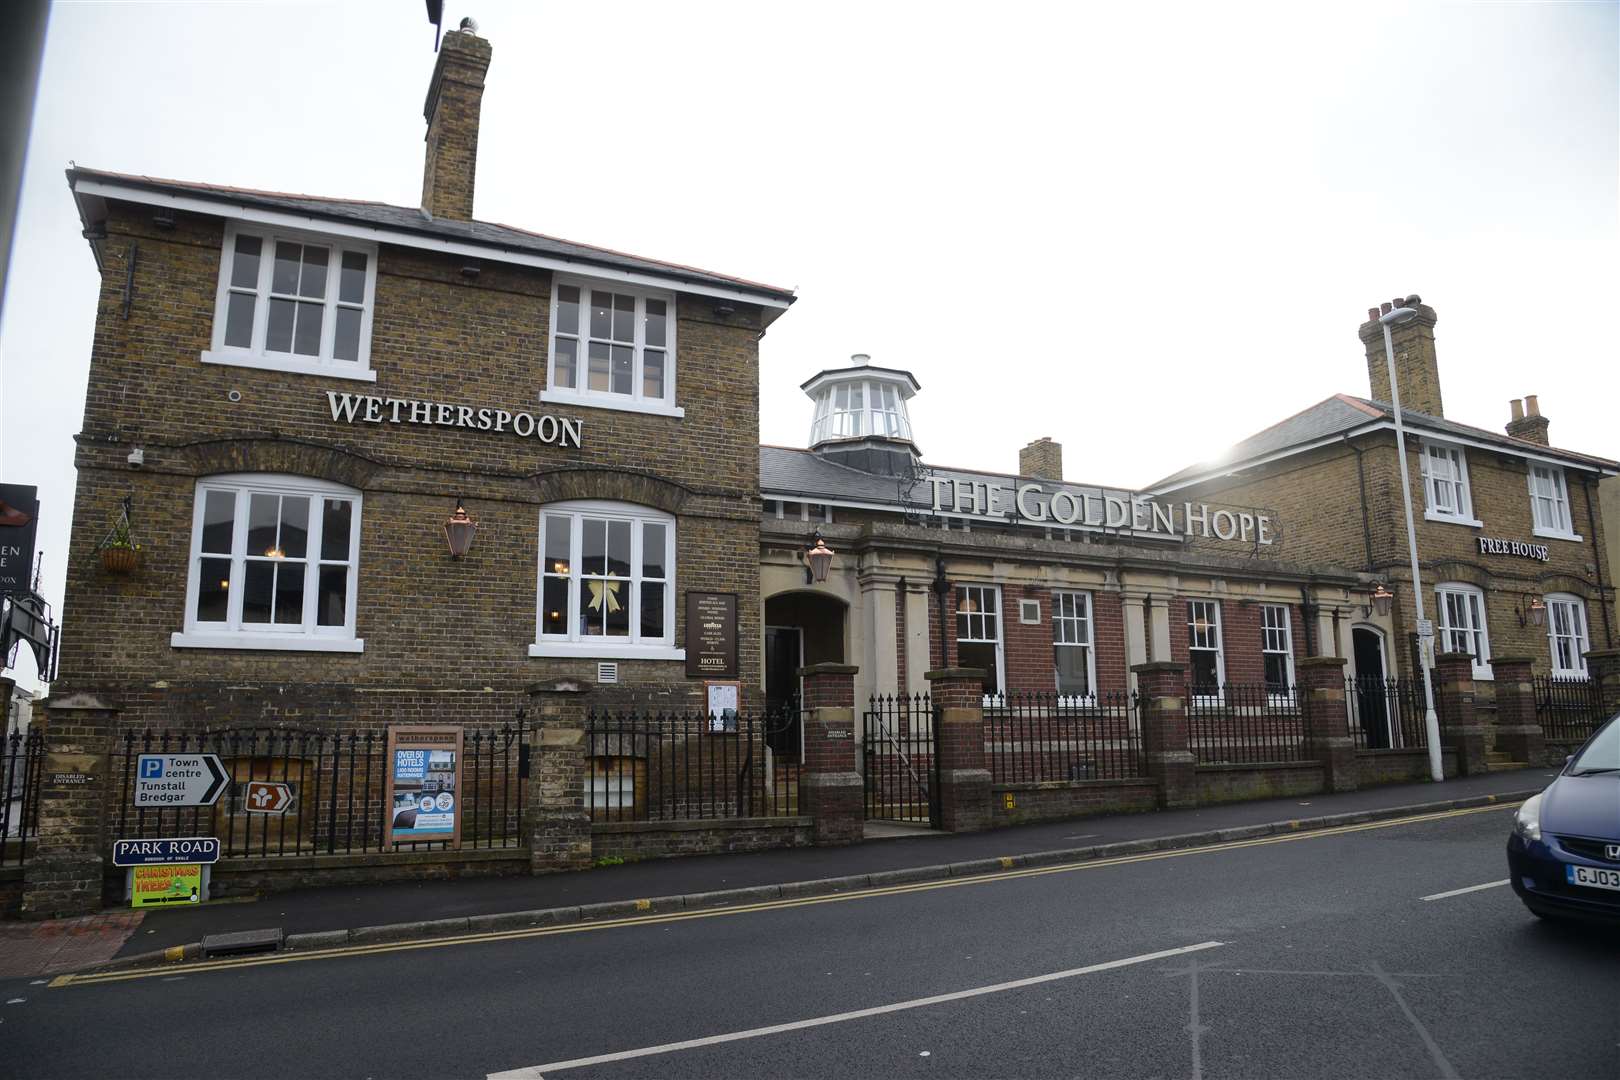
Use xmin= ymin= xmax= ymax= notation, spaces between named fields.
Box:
xmin=764 ymin=625 xmax=803 ymax=763
xmin=1352 ymin=626 xmax=1390 ymax=749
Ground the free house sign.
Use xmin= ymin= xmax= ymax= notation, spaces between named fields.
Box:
xmin=685 ymin=592 xmax=738 ymax=679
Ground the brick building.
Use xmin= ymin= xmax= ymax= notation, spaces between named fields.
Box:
xmin=58 ymin=27 xmax=791 ymax=742
xmin=1148 ymin=296 xmax=1617 ymax=721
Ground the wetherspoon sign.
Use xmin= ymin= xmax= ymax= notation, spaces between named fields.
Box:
xmin=325 ymin=392 xmax=582 ymax=448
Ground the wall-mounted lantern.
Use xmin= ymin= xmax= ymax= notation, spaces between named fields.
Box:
xmin=1516 ymin=594 xmax=1546 ymax=628
xmin=445 ymin=498 xmax=478 ymax=558
xmin=803 ymin=530 xmax=834 ymax=584
xmin=1369 ymin=582 xmax=1394 ymax=618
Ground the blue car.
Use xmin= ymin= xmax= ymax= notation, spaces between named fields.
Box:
xmin=1508 ymin=710 xmax=1620 ymax=921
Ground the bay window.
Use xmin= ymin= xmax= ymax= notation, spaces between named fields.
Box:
xmin=206 ymin=223 xmax=377 ymax=380
xmin=174 ymin=474 xmax=363 ymax=652
xmin=1435 ymin=582 xmax=1492 ymax=679
xmin=1545 ymin=594 xmax=1589 ymax=677
xmin=532 ymin=501 xmax=682 ymax=660
xmin=544 ymin=279 xmax=681 ymax=417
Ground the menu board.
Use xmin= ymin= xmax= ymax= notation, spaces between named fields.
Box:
xmin=685 ymin=592 xmax=738 ymax=679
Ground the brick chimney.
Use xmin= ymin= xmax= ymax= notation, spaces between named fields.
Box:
xmin=1506 ymin=395 xmax=1551 ymax=446
xmin=421 ymin=22 xmax=492 ymax=221
xmin=1357 ymin=294 xmax=1443 ymax=417
xmin=1019 ymin=437 xmax=1063 ymax=481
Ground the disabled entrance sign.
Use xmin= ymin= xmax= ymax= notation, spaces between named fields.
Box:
xmin=133 ymin=754 xmax=227 ymax=807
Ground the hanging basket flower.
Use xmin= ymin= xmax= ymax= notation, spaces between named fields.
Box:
xmin=101 ymin=545 xmax=139 ymax=573
xmin=96 ymin=497 xmax=141 ymax=573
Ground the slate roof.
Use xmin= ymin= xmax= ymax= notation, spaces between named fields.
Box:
xmin=760 ymin=445 xmax=923 ymax=505
xmin=1151 ymin=393 xmax=1618 ymax=491
xmin=67 ymin=167 xmax=796 ymax=303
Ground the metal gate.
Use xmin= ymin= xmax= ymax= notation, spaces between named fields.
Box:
xmin=861 ymin=693 xmax=939 ymax=827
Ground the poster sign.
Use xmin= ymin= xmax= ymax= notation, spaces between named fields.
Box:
xmin=0 ymin=484 xmax=40 ymax=596
xmin=685 ymin=592 xmax=738 ymax=678
xmin=706 ymin=680 xmax=741 ymax=733
xmin=131 ymin=864 xmax=203 ymax=907
xmin=384 ymin=726 xmax=463 ymax=849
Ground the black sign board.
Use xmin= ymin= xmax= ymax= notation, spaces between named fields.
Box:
xmin=685 ymin=592 xmax=739 ymax=679
xmin=0 ymin=484 xmax=40 ymax=597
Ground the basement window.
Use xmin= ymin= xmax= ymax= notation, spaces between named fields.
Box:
xmin=203 ymin=222 xmax=378 ymax=381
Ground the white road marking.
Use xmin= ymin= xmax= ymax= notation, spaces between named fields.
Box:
xmin=487 ymin=940 xmax=1227 ymax=1078
xmin=1420 ymin=879 xmax=1510 ymax=902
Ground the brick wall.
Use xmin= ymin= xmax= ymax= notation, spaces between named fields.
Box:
xmin=591 ymin=818 xmax=812 ymax=862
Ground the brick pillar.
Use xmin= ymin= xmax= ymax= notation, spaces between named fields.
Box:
xmin=1488 ymin=657 xmax=1545 ymax=766
xmin=1132 ymin=662 xmax=1196 ymax=808
xmin=1586 ymin=649 xmax=1620 ymax=716
xmin=1298 ymin=656 xmax=1358 ymax=793
xmin=21 ymin=693 xmax=119 ymax=919
xmin=527 ymin=679 xmax=594 ymax=874
xmin=1435 ymin=651 xmax=1487 ymax=777
xmin=925 ymin=668 xmax=990 ymax=832
xmin=800 ymin=663 xmax=862 ymax=845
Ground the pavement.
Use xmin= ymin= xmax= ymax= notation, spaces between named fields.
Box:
xmin=6 ymin=779 xmax=1613 ymax=1080
xmin=48 ymin=765 xmax=1551 ymax=970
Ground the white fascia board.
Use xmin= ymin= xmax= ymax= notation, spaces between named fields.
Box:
xmin=72 ymin=177 xmax=793 ymax=311
xmin=1150 ymin=419 xmax=1618 ymax=495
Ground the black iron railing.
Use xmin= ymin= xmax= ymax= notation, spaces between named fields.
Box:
xmin=1346 ymin=677 xmax=1430 ymax=750
xmin=1535 ymin=675 xmax=1607 ymax=743
xmin=584 ymin=706 xmax=802 ymax=823
xmin=982 ymin=691 xmax=1144 ymax=783
xmin=2 ymin=728 xmax=43 ymax=866
xmin=862 ymin=693 xmax=937 ymax=825
xmin=1185 ymin=683 xmax=1307 ymax=764
xmin=113 ymin=722 xmax=527 ymax=857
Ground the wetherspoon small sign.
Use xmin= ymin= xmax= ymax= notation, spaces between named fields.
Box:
xmin=325 ymin=392 xmax=582 ymax=448
xmin=1478 ymin=537 xmax=1550 ymax=563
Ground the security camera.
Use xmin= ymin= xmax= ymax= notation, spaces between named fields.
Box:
xmin=127 ymin=448 xmax=145 ymax=467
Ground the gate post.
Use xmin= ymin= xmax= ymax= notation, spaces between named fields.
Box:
xmin=1488 ymin=657 xmax=1545 ymax=766
xmin=1586 ymin=649 xmax=1620 ymax=716
xmin=526 ymin=679 xmax=594 ymax=874
xmin=1132 ymin=661 xmax=1196 ymax=809
xmin=1298 ymin=656 xmax=1358 ymax=793
xmin=1435 ymin=652 xmax=1487 ymax=777
xmin=925 ymin=668 xmax=990 ymax=833
xmin=800 ymin=663 xmax=863 ymax=846
xmin=21 ymin=692 xmax=120 ymax=920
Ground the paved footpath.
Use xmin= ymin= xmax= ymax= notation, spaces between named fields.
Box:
xmin=1 ymin=767 xmax=1554 ymax=975
xmin=0 ymin=913 xmax=144 ymax=979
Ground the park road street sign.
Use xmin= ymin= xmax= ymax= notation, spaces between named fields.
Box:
xmin=134 ymin=754 xmax=227 ymax=808
xmin=243 ymin=780 xmax=295 ymax=815
xmin=112 ymin=837 xmax=221 ymax=867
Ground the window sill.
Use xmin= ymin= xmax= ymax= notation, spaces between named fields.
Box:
xmin=201 ymin=349 xmax=377 ymax=382
xmin=529 ymin=641 xmax=686 ymax=661
xmin=1423 ymin=511 xmax=1483 ymax=528
xmin=539 ymin=389 xmax=684 ymax=419
xmin=171 ymin=631 xmax=364 ymax=653
xmin=1531 ymin=528 xmax=1582 ymax=543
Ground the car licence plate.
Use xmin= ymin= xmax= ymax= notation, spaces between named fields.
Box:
xmin=1567 ymin=865 xmax=1620 ymax=892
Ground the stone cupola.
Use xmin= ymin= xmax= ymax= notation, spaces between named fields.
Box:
xmin=802 ymin=353 xmax=922 ymax=476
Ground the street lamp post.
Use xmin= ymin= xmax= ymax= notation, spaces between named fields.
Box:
xmin=1380 ymin=298 xmax=1445 ymax=781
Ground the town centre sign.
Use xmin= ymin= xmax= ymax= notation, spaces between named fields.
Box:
xmin=325 ymin=392 xmax=583 ymax=448
xmin=927 ymin=476 xmax=1275 ymax=546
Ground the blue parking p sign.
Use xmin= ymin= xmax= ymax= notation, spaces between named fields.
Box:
xmin=140 ymin=758 xmax=164 ymax=779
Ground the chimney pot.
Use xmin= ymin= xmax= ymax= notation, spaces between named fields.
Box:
xmin=1510 ymin=398 xmax=1524 ymax=422
xmin=1367 ymin=307 xmax=1379 ymax=322
xmin=1380 ymin=301 xmax=1393 ymax=316
xmin=1525 ymin=394 xmax=1540 ymax=417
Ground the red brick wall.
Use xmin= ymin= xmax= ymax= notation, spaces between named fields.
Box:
xmin=1004 ymin=584 xmax=1055 ymax=695
xmin=1094 ymin=592 xmax=1128 ymax=694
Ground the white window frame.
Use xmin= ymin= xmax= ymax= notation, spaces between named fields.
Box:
xmin=530 ymin=500 xmax=683 ymax=661
xmin=1187 ymin=600 xmax=1225 ymax=702
xmin=955 ymin=583 xmax=1005 ymax=701
xmin=1051 ymin=590 xmax=1096 ymax=705
xmin=809 ymin=380 xmax=913 ymax=444
xmin=1435 ymin=582 xmax=1493 ymax=680
xmin=1527 ymin=465 xmax=1581 ymax=541
xmin=1419 ymin=440 xmax=1481 ymax=526
xmin=1545 ymin=593 xmax=1589 ymax=677
xmin=1259 ymin=603 xmax=1295 ymax=697
xmin=203 ymin=221 xmax=379 ymax=382
xmin=172 ymin=473 xmax=364 ymax=652
xmin=542 ymin=276 xmax=683 ymax=418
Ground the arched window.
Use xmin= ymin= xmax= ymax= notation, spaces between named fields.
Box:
xmin=1545 ymin=593 xmax=1589 ymax=677
xmin=175 ymin=474 xmax=363 ymax=652
xmin=531 ymin=501 xmax=682 ymax=660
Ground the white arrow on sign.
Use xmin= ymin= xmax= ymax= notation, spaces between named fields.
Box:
xmin=133 ymin=754 xmax=228 ymax=808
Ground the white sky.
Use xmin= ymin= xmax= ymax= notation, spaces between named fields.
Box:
xmin=1 ymin=0 xmax=1616 ymax=690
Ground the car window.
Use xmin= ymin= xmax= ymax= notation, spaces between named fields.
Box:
xmin=1567 ymin=712 xmax=1620 ymax=774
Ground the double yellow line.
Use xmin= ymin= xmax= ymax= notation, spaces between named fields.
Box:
xmin=51 ymin=800 xmax=1515 ymax=990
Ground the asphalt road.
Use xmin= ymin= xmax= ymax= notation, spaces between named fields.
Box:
xmin=6 ymin=802 xmax=1617 ymax=1080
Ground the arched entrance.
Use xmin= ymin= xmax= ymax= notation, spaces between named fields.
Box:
xmin=1352 ymin=624 xmax=1391 ymax=749
xmin=764 ymin=591 xmax=848 ymax=761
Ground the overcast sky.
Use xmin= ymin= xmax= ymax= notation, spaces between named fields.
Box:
xmin=1 ymin=1 xmax=1616 ymax=690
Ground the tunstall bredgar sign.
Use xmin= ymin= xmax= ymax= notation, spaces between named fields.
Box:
xmin=926 ymin=476 xmax=1276 ymax=546
xmin=325 ymin=392 xmax=582 ymax=448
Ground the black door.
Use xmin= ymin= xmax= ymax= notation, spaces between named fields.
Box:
xmin=1353 ymin=628 xmax=1390 ymax=749
xmin=764 ymin=626 xmax=803 ymax=761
